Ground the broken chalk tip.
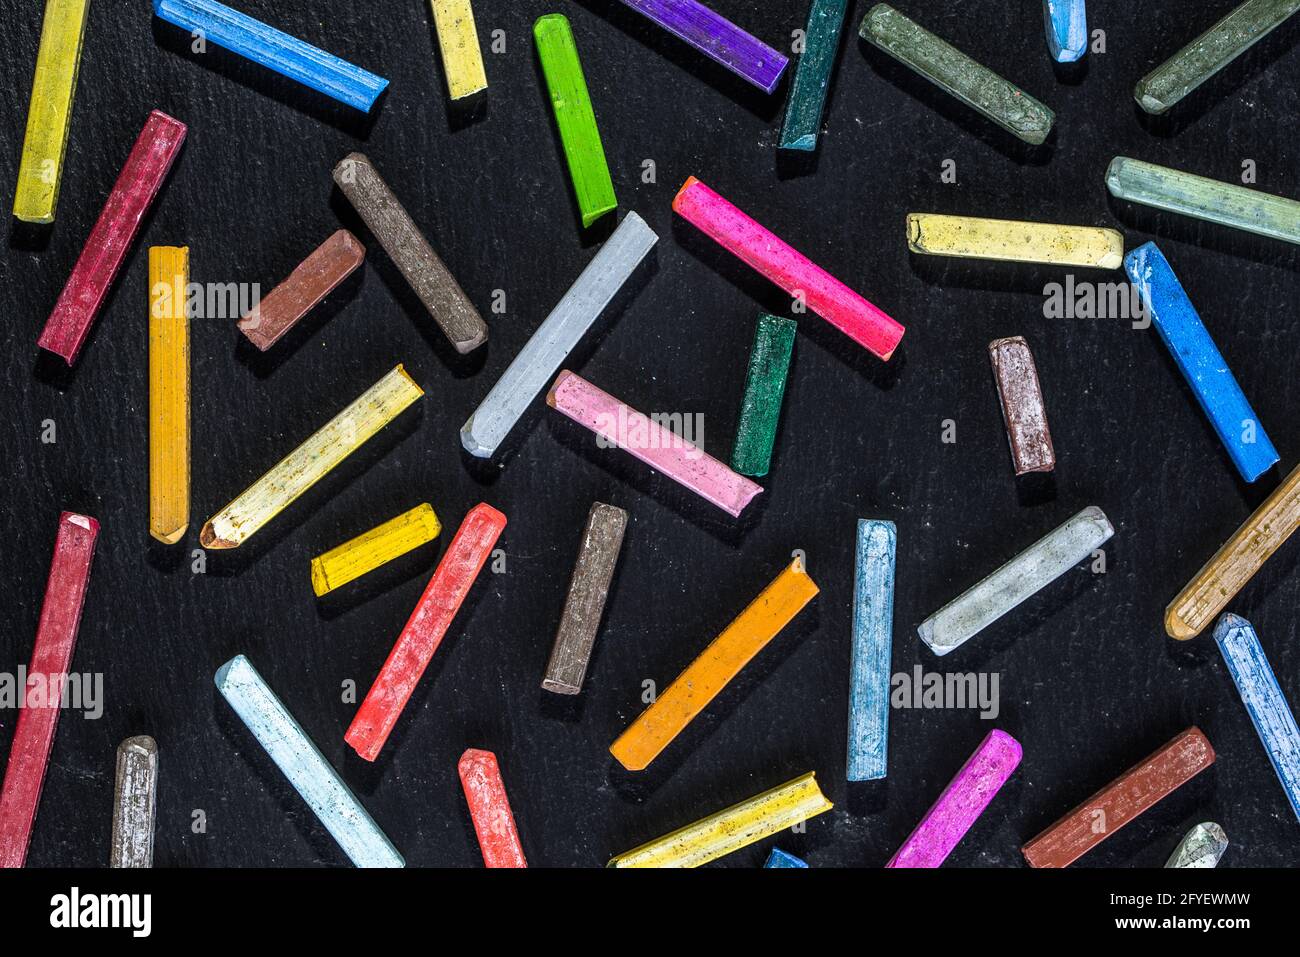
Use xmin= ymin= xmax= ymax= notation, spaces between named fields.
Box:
xmin=1165 ymin=821 xmax=1228 ymax=868
xmin=1044 ymin=0 xmax=1088 ymax=63
xmin=886 ymin=729 xmax=1022 ymax=868
xmin=1125 ymin=242 xmax=1278 ymax=484
xmin=152 ymin=0 xmax=389 ymax=112
xmin=1213 ymin=613 xmax=1300 ymax=822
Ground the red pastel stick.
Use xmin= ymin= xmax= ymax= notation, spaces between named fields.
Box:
xmin=672 ymin=176 xmax=905 ymax=361
xmin=0 ymin=512 xmax=99 ymax=868
xmin=458 ymin=749 xmax=527 ymax=868
xmin=345 ymin=504 xmax=506 ymax=761
xmin=38 ymin=110 xmax=187 ymax=365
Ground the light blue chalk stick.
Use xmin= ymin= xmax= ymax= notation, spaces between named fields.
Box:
xmin=1044 ymin=0 xmax=1087 ymax=63
xmin=848 ymin=519 xmax=896 ymax=781
xmin=1125 ymin=243 xmax=1278 ymax=483
xmin=215 ymin=655 xmax=405 ymax=867
xmin=765 ymin=848 xmax=809 ymax=868
xmin=153 ymin=0 xmax=389 ymax=112
xmin=1214 ymin=614 xmax=1300 ymax=823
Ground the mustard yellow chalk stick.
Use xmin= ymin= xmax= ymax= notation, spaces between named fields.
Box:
xmin=607 ymin=771 xmax=832 ymax=868
xmin=430 ymin=0 xmax=488 ymax=99
xmin=610 ymin=559 xmax=819 ymax=771
xmin=13 ymin=0 xmax=90 ymax=223
xmin=1167 ymin=461 xmax=1300 ymax=640
xmin=907 ymin=213 xmax=1124 ymax=269
xmin=310 ymin=503 xmax=442 ymax=596
xmin=149 ymin=246 xmax=190 ymax=545
xmin=200 ymin=365 xmax=424 ymax=550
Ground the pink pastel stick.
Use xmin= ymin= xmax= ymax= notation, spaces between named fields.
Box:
xmin=673 ymin=177 xmax=905 ymax=360
xmin=547 ymin=370 xmax=762 ymax=517
xmin=886 ymin=729 xmax=1022 ymax=868
xmin=38 ymin=110 xmax=187 ymax=365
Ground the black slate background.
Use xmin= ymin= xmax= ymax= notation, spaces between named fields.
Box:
xmin=2 ymin=0 xmax=1299 ymax=868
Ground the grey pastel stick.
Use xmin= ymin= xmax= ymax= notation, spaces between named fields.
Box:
xmin=461 ymin=213 xmax=657 ymax=457
xmin=333 ymin=152 xmax=487 ymax=353
xmin=543 ymin=502 xmax=628 ymax=694
xmin=110 ymin=736 xmax=158 ymax=868
xmin=919 ymin=506 xmax=1114 ymax=656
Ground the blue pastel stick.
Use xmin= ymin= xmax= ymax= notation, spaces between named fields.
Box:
xmin=848 ymin=519 xmax=896 ymax=781
xmin=1043 ymin=0 xmax=1087 ymax=63
xmin=1214 ymin=614 xmax=1300 ymax=823
xmin=153 ymin=0 xmax=389 ymax=112
xmin=215 ymin=655 xmax=405 ymax=867
xmin=764 ymin=848 xmax=809 ymax=868
xmin=1125 ymin=243 xmax=1278 ymax=483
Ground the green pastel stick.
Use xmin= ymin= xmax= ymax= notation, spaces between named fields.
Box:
xmin=1107 ymin=156 xmax=1300 ymax=245
xmin=859 ymin=3 xmax=1054 ymax=145
xmin=731 ymin=314 xmax=797 ymax=477
xmin=535 ymin=14 xmax=617 ymax=228
xmin=1135 ymin=0 xmax=1300 ymax=115
xmin=780 ymin=0 xmax=849 ymax=152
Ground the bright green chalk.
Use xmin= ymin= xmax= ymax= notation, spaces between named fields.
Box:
xmin=731 ymin=314 xmax=796 ymax=477
xmin=1135 ymin=0 xmax=1300 ymax=114
xmin=780 ymin=0 xmax=849 ymax=152
xmin=1107 ymin=156 xmax=1300 ymax=246
xmin=860 ymin=3 xmax=1054 ymax=145
xmin=535 ymin=14 xmax=616 ymax=228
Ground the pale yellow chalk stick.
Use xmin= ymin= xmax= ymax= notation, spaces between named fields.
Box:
xmin=907 ymin=213 xmax=1124 ymax=268
xmin=431 ymin=0 xmax=488 ymax=99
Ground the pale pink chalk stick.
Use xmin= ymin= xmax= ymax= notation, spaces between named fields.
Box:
xmin=886 ymin=729 xmax=1022 ymax=868
xmin=458 ymin=749 xmax=527 ymax=868
xmin=547 ymin=370 xmax=762 ymax=517
xmin=672 ymin=177 xmax=905 ymax=361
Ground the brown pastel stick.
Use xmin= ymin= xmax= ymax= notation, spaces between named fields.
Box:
xmin=332 ymin=152 xmax=487 ymax=353
xmin=1022 ymin=727 xmax=1215 ymax=868
xmin=989 ymin=336 xmax=1055 ymax=475
xmin=542 ymin=502 xmax=628 ymax=695
xmin=238 ymin=230 xmax=364 ymax=350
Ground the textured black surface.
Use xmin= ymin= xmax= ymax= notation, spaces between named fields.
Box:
xmin=2 ymin=0 xmax=1299 ymax=868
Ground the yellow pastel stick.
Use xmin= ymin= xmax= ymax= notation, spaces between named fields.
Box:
xmin=610 ymin=559 xmax=819 ymax=771
xmin=310 ymin=503 xmax=442 ymax=596
xmin=430 ymin=0 xmax=488 ymax=100
xmin=13 ymin=0 xmax=90 ymax=223
xmin=607 ymin=771 xmax=832 ymax=868
xmin=1167 ymin=461 xmax=1300 ymax=640
xmin=149 ymin=246 xmax=190 ymax=544
xmin=907 ymin=213 xmax=1124 ymax=269
xmin=200 ymin=365 xmax=424 ymax=550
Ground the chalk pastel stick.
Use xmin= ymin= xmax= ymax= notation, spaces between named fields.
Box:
xmin=848 ymin=520 xmax=895 ymax=781
xmin=887 ymin=729 xmax=1022 ymax=868
xmin=764 ymin=848 xmax=809 ymax=868
xmin=1126 ymin=242 xmax=1278 ymax=483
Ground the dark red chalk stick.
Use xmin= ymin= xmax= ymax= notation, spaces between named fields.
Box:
xmin=0 ymin=512 xmax=99 ymax=868
xmin=1022 ymin=727 xmax=1215 ymax=868
xmin=458 ymin=749 xmax=527 ymax=868
xmin=38 ymin=110 xmax=187 ymax=365
xmin=345 ymin=504 xmax=506 ymax=761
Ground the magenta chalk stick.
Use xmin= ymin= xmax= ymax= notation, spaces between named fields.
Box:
xmin=886 ymin=729 xmax=1022 ymax=868
xmin=673 ymin=176 xmax=905 ymax=361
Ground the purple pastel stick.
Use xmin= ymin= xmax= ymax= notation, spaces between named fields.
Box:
xmin=886 ymin=729 xmax=1022 ymax=868
xmin=618 ymin=0 xmax=789 ymax=93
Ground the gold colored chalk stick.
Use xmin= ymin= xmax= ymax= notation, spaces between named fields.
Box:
xmin=907 ymin=213 xmax=1124 ymax=268
xmin=310 ymin=503 xmax=441 ymax=596
xmin=607 ymin=771 xmax=832 ymax=868
xmin=1167 ymin=462 xmax=1300 ymax=639
xmin=149 ymin=246 xmax=190 ymax=544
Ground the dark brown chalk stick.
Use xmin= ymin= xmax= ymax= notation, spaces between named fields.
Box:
xmin=989 ymin=335 xmax=1054 ymax=476
xmin=332 ymin=152 xmax=487 ymax=354
xmin=542 ymin=502 xmax=628 ymax=694
xmin=1022 ymin=727 xmax=1215 ymax=868
xmin=238 ymin=229 xmax=364 ymax=351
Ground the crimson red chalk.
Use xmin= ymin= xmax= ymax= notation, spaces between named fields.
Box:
xmin=345 ymin=504 xmax=506 ymax=761
xmin=38 ymin=110 xmax=187 ymax=364
xmin=458 ymin=749 xmax=527 ymax=867
xmin=0 ymin=512 xmax=99 ymax=868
